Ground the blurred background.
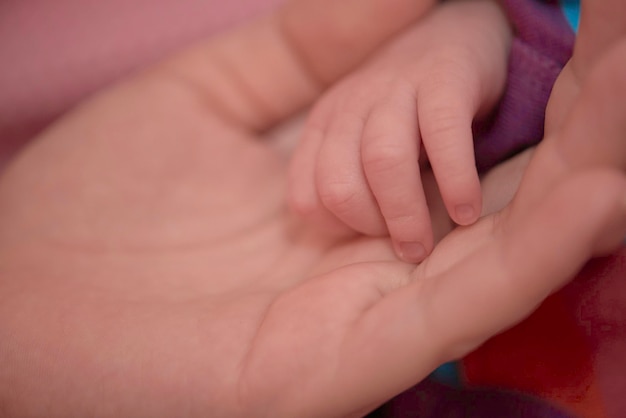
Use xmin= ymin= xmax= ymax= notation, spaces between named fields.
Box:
xmin=0 ymin=0 xmax=284 ymax=167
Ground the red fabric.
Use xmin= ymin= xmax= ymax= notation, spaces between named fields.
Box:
xmin=463 ymin=250 xmax=626 ymax=418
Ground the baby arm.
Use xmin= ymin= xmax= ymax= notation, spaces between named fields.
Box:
xmin=288 ymin=0 xmax=512 ymax=262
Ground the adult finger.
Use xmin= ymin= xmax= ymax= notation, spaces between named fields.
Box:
xmin=514 ymin=39 xmax=626 ymax=216
xmin=572 ymin=0 xmax=626 ymax=79
xmin=546 ymin=0 xmax=626 ymax=131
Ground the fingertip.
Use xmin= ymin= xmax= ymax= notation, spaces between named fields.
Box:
xmin=394 ymin=241 xmax=429 ymax=264
xmin=442 ymin=177 xmax=482 ymax=226
xmin=423 ymin=128 xmax=482 ymax=227
xmin=436 ymin=176 xmax=483 ymax=227
xmin=390 ymin=217 xmax=435 ymax=264
xmin=453 ymin=203 xmax=479 ymax=226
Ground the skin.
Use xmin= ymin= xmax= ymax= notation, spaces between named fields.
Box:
xmin=546 ymin=0 xmax=626 ymax=133
xmin=0 ymin=0 xmax=625 ymax=417
xmin=288 ymin=0 xmax=512 ymax=263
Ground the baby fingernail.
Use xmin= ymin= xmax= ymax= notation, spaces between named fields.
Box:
xmin=455 ymin=204 xmax=476 ymax=225
xmin=398 ymin=241 xmax=427 ymax=263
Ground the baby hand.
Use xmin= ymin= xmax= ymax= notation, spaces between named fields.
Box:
xmin=288 ymin=0 xmax=511 ymax=262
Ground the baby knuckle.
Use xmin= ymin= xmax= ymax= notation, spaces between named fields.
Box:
xmin=318 ymin=180 xmax=360 ymax=211
xmin=362 ymin=141 xmax=407 ymax=174
xmin=420 ymin=112 xmax=465 ymax=142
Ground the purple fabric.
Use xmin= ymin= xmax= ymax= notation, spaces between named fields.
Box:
xmin=369 ymin=380 xmax=574 ymax=418
xmin=474 ymin=0 xmax=575 ymax=172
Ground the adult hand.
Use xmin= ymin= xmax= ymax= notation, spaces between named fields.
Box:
xmin=1 ymin=2 xmax=625 ymax=417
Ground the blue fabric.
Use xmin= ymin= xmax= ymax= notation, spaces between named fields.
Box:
xmin=560 ymin=0 xmax=580 ymax=32
xmin=430 ymin=362 xmax=460 ymax=387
